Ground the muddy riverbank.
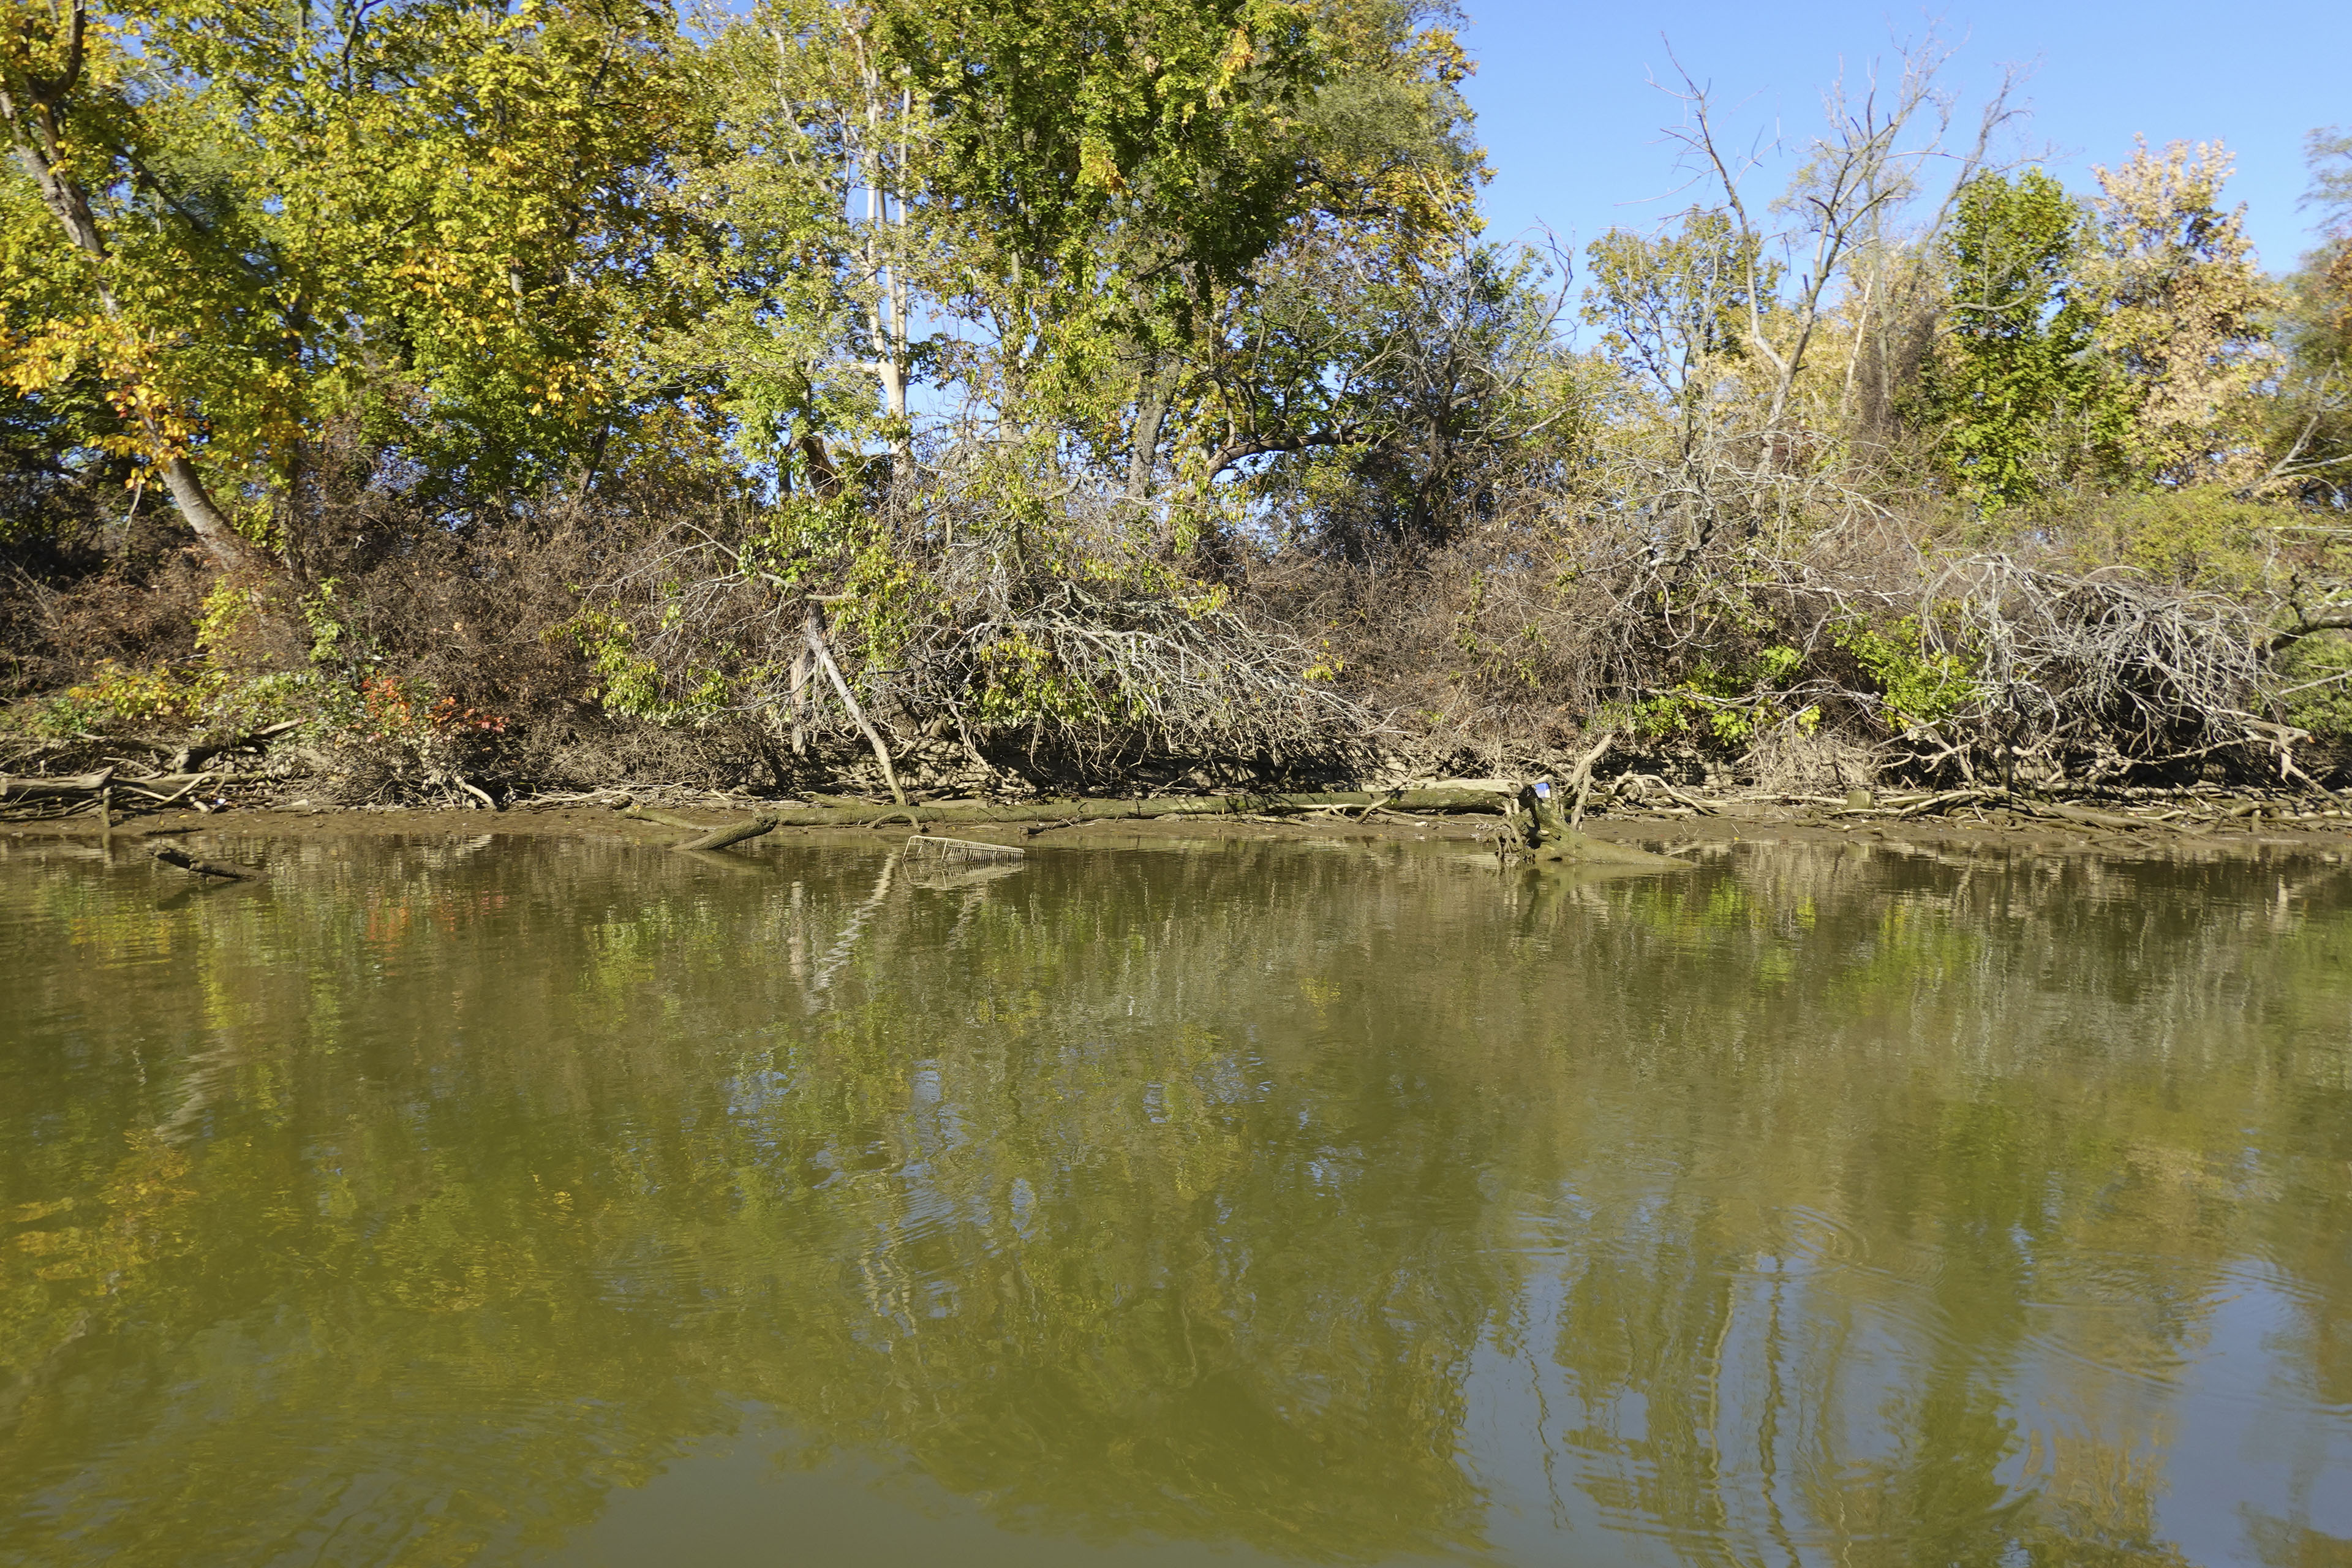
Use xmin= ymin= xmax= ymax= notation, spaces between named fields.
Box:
xmin=8 ymin=791 xmax=2350 ymax=865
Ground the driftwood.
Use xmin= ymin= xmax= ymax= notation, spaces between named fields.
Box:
xmin=3 ymin=766 xmax=229 ymax=818
xmin=115 ymin=773 xmax=217 ymax=805
xmin=77 ymin=722 xmax=299 ymax=774
xmin=619 ymin=799 xmax=778 ymax=853
xmin=150 ymin=844 xmax=255 ymax=880
xmin=0 ymin=725 xmax=293 ymax=818
xmin=1 ymin=767 xmax=114 ymax=801
xmin=673 ymin=813 xmax=779 ymax=853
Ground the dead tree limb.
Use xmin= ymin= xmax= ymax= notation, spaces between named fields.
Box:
xmin=2264 ymin=605 xmax=2352 ymax=652
xmin=1 ymin=767 xmax=114 ymax=801
xmin=115 ymin=772 xmax=216 ymax=805
xmin=673 ymin=814 xmax=779 ymax=853
xmin=905 ymin=834 xmax=1024 ymax=861
xmin=149 ymin=844 xmax=254 ymax=880
xmin=805 ymin=620 xmax=906 ymax=806
xmin=1566 ymin=731 xmax=1616 ymax=830
xmin=168 ymin=720 xmax=300 ymax=774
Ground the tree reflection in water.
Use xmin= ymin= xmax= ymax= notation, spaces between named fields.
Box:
xmin=2 ymin=833 xmax=2348 ymax=1566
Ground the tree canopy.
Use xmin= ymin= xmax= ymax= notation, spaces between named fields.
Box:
xmin=7 ymin=12 xmax=2352 ymax=794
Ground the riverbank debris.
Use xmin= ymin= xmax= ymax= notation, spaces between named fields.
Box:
xmin=1498 ymin=780 xmax=1687 ymax=871
xmin=617 ymin=797 xmax=778 ymax=853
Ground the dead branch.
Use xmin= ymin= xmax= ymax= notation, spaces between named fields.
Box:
xmin=673 ymin=813 xmax=779 ymax=853
xmin=149 ymin=844 xmax=255 ymax=880
xmin=1566 ymin=729 xmax=1615 ymax=830
xmin=1 ymin=767 xmax=115 ymax=802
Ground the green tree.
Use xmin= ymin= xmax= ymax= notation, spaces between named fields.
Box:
xmin=1917 ymin=168 xmax=2099 ymax=508
xmin=2258 ymin=127 xmax=2352 ymax=506
xmin=1 ymin=0 xmax=712 ymax=570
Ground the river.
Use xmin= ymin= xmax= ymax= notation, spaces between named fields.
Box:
xmin=3 ymin=831 xmax=2348 ymax=1565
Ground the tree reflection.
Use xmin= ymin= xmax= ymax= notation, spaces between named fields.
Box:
xmin=1 ymin=834 xmax=2348 ymax=1565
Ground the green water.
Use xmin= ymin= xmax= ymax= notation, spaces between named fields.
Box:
xmin=2 ymin=832 xmax=2349 ymax=1566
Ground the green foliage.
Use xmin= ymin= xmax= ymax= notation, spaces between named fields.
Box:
xmin=1596 ymin=619 xmax=1976 ymax=751
xmin=1606 ymin=654 xmax=1789 ymax=747
xmin=1 ymin=0 xmax=715 ymax=525
xmin=1583 ymin=209 xmax=1774 ymax=403
xmin=1832 ymin=618 xmax=1978 ymax=733
xmin=6 ymin=657 xmax=324 ymax=740
xmin=2277 ymin=634 xmax=2352 ymax=739
xmin=15 ymin=660 xmax=225 ymax=734
xmin=2053 ymin=489 xmax=2311 ymax=595
xmin=1916 ymin=170 xmax=2104 ymax=508
xmin=565 ymin=611 xmax=726 ymax=726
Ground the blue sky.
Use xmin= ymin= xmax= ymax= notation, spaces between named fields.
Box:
xmin=1458 ymin=1 xmax=2351 ymax=276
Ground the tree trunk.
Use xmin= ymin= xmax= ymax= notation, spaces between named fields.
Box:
xmin=4 ymin=43 xmax=273 ymax=580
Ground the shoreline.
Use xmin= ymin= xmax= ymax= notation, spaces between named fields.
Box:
xmin=7 ymin=796 xmax=2349 ymax=862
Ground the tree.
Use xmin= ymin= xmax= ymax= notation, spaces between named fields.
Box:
xmin=1257 ymin=239 xmax=1577 ymax=559
xmin=1 ymin=0 xmax=709 ymax=573
xmin=1 ymin=0 xmax=266 ymax=570
xmin=673 ymin=0 xmax=1482 ymax=542
xmin=2083 ymin=137 xmax=2273 ymax=488
xmin=2255 ymin=127 xmax=2352 ymax=505
xmin=1659 ymin=34 xmax=2016 ymax=467
xmin=1916 ymin=168 xmax=2099 ymax=508
xmin=1600 ymin=32 xmax=2017 ymax=557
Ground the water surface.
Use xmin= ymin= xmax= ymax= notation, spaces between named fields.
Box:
xmin=3 ymin=832 xmax=2349 ymax=1566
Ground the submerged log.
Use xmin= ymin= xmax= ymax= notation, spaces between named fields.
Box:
xmin=1516 ymin=782 xmax=1686 ymax=869
xmin=618 ymin=800 xmax=778 ymax=853
xmin=673 ymin=813 xmax=779 ymax=853
xmin=150 ymin=844 xmax=255 ymax=880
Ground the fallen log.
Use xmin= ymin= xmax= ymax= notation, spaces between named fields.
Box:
xmin=612 ymin=787 xmax=1515 ymax=836
xmin=674 ymin=813 xmax=779 ymax=853
xmin=2029 ymin=800 xmax=2151 ymax=832
xmin=617 ymin=799 xmax=707 ymax=832
xmin=1 ymin=767 xmax=115 ymax=802
xmin=619 ymin=799 xmax=779 ymax=853
xmin=150 ymin=844 xmax=255 ymax=881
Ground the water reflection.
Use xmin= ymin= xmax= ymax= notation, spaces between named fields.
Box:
xmin=2 ymin=833 xmax=2349 ymax=1566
